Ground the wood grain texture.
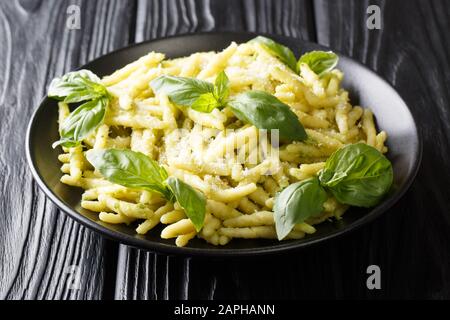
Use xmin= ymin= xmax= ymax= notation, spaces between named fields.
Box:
xmin=0 ymin=0 xmax=134 ymax=299
xmin=1 ymin=0 xmax=449 ymax=300
xmin=134 ymin=0 xmax=314 ymax=42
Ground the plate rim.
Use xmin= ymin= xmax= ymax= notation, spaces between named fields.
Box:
xmin=25 ymin=31 xmax=423 ymax=257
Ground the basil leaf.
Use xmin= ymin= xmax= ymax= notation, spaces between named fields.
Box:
xmin=86 ymin=149 xmax=172 ymax=199
xmin=251 ymin=36 xmax=298 ymax=73
xmin=150 ymin=75 xmax=214 ymax=106
xmin=191 ymin=93 xmax=221 ymax=113
xmin=318 ymin=143 xmax=393 ymax=207
xmin=151 ymin=73 xmax=231 ymax=113
xmin=213 ymin=71 xmax=230 ymax=103
xmin=274 ymin=177 xmax=327 ymax=240
xmin=53 ymin=97 xmax=107 ymax=148
xmin=298 ymin=51 xmax=338 ymax=77
xmin=166 ymin=177 xmax=206 ymax=232
xmin=49 ymin=69 xmax=111 ymax=148
xmin=48 ymin=69 xmax=107 ymax=103
xmin=228 ymin=90 xmax=307 ymax=141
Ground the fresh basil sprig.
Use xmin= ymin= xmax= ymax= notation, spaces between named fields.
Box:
xmin=152 ymin=72 xmax=307 ymax=141
xmin=250 ymin=36 xmax=298 ymax=73
xmin=86 ymin=149 xmax=206 ymax=231
xmin=318 ymin=143 xmax=393 ymax=207
xmin=298 ymin=51 xmax=339 ymax=77
xmin=274 ymin=177 xmax=327 ymax=240
xmin=48 ymin=69 xmax=111 ymax=148
xmin=274 ymin=143 xmax=393 ymax=240
xmin=150 ymin=71 xmax=229 ymax=113
xmin=228 ymin=90 xmax=307 ymax=142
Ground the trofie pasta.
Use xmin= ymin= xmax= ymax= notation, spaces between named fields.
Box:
xmin=50 ymin=37 xmax=391 ymax=247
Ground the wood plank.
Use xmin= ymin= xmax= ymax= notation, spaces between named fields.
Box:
xmin=134 ymin=0 xmax=314 ymax=42
xmin=0 ymin=0 xmax=135 ymax=299
xmin=314 ymin=0 xmax=450 ymax=298
xmin=4 ymin=0 xmax=445 ymax=300
xmin=114 ymin=0 xmax=318 ymax=300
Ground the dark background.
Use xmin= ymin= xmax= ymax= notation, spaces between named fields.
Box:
xmin=0 ymin=0 xmax=449 ymax=300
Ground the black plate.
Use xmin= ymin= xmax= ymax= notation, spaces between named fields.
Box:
xmin=25 ymin=32 xmax=422 ymax=257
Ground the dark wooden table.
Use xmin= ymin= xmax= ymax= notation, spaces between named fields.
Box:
xmin=1 ymin=0 xmax=449 ymax=300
